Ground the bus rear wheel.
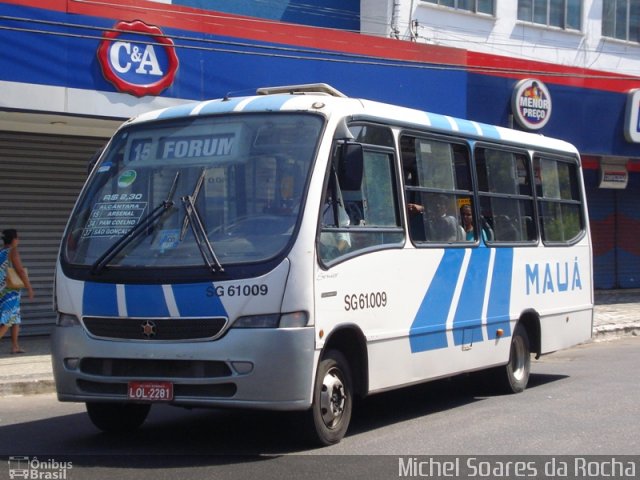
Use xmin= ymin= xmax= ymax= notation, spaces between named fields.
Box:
xmin=494 ymin=323 xmax=531 ymax=393
xmin=309 ymin=350 xmax=353 ymax=446
xmin=86 ymin=402 xmax=151 ymax=433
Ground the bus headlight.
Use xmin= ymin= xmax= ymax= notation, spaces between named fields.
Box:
xmin=279 ymin=311 xmax=309 ymax=328
xmin=233 ymin=314 xmax=280 ymax=328
xmin=57 ymin=313 xmax=80 ymax=327
xmin=233 ymin=311 xmax=309 ymax=328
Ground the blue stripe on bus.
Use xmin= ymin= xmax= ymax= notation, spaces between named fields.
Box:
xmin=476 ymin=123 xmax=501 ymax=140
xmin=409 ymin=247 xmax=515 ymax=353
xmin=486 ymin=248 xmax=513 ymax=339
xmin=452 ymin=118 xmax=481 ymax=137
xmin=240 ymin=94 xmax=292 ymax=112
xmin=125 ymin=285 xmax=169 ymax=317
xmin=82 ymin=282 xmax=118 ymax=316
xmin=82 ymin=282 xmax=228 ymax=318
xmin=409 ymin=249 xmax=465 ymax=352
xmin=171 ymin=283 xmax=227 ymax=317
xmin=155 ymin=103 xmax=201 ymax=120
xmin=424 ymin=113 xmax=502 ymax=140
xmin=425 ymin=113 xmax=452 ymax=132
xmin=452 ymin=248 xmax=491 ymax=346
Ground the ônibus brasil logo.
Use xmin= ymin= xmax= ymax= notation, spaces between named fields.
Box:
xmin=97 ymin=20 xmax=179 ymax=97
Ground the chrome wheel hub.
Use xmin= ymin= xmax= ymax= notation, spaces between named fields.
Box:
xmin=320 ymin=367 xmax=346 ymax=428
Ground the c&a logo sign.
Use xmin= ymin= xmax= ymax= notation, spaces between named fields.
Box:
xmin=97 ymin=20 xmax=179 ymax=97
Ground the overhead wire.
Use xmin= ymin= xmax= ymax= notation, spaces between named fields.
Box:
xmin=1 ymin=12 xmax=639 ymax=81
xmin=56 ymin=0 xmax=640 ymax=60
xmin=69 ymin=0 xmax=363 ymax=34
xmin=245 ymin=0 xmax=361 ymax=22
xmin=69 ymin=0 xmax=410 ymax=37
xmin=403 ymin=16 xmax=640 ymax=55
xmin=391 ymin=15 xmax=640 ymax=76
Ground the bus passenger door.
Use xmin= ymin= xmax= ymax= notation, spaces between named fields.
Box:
xmin=315 ymin=138 xmax=417 ymax=390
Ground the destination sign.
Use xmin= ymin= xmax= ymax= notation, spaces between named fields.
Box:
xmin=159 ymin=134 xmax=235 ymax=160
xmin=83 ymin=201 xmax=148 ymax=237
xmin=127 ymin=133 xmax=237 ymax=163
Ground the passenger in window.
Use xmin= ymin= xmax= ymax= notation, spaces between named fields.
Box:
xmin=429 ymin=196 xmax=458 ymax=242
xmin=406 ymin=202 xmax=427 ymax=241
xmin=460 ymin=204 xmax=475 ymax=241
xmin=407 ymin=203 xmax=424 ymax=216
xmin=460 ymin=204 xmax=488 ymax=242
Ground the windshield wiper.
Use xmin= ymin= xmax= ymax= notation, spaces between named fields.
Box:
xmin=181 ymin=170 xmax=224 ymax=273
xmin=180 ymin=167 xmax=206 ymax=241
xmin=90 ymin=172 xmax=180 ymax=275
xmin=181 ymin=194 xmax=224 ymax=273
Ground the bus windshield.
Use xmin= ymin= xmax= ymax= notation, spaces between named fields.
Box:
xmin=63 ymin=113 xmax=323 ymax=269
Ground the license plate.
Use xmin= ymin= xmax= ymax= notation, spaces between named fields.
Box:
xmin=127 ymin=381 xmax=173 ymax=402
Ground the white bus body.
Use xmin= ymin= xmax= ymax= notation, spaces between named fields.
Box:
xmin=52 ymin=84 xmax=593 ymax=445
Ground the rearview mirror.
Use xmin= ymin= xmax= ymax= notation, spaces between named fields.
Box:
xmin=338 ymin=143 xmax=363 ymax=190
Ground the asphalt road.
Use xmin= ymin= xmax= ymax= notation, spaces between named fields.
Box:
xmin=0 ymin=337 xmax=638 ymax=480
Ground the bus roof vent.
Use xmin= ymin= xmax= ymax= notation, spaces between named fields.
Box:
xmin=256 ymin=83 xmax=347 ymax=98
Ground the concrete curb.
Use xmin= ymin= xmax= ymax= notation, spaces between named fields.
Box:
xmin=592 ymin=324 xmax=640 ymax=341
xmin=0 ymin=378 xmax=56 ymax=397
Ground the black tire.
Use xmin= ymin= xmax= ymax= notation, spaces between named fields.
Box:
xmin=308 ymin=350 xmax=353 ymax=446
xmin=494 ymin=323 xmax=531 ymax=393
xmin=86 ymin=402 xmax=151 ymax=433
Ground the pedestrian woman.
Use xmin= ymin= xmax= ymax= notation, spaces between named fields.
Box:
xmin=0 ymin=229 xmax=34 ymax=353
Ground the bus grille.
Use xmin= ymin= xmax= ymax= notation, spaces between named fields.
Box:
xmin=79 ymin=357 xmax=232 ymax=378
xmin=82 ymin=316 xmax=228 ymax=341
xmin=77 ymin=358 xmax=236 ymax=399
xmin=77 ymin=380 xmax=237 ymax=398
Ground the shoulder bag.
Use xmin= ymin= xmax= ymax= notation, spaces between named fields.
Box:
xmin=6 ymin=266 xmax=27 ymax=290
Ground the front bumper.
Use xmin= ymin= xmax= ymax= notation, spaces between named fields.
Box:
xmin=51 ymin=325 xmax=316 ymax=411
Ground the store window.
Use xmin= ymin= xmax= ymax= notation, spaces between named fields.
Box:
xmin=422 ymin=0 xmax=494 ymax=15
xmin=602 ymin=0 xmax=640 ymax=42
xmin=517 ymin=0 xmax=582 ymax=30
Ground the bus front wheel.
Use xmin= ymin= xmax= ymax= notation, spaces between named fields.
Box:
xmin=86 ymin=402 xmax=151 ymax=433
xmin=309 ymin=350 xmax=353 ymax=446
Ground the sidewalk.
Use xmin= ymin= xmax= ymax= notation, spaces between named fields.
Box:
xmin=1 ymin=291 xmax=639 ymax=397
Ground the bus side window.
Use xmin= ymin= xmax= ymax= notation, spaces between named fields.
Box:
xmin=476 ymin=147 xmax=537 ymax=243
xmin=401 ymin=135 xmax=473 ymax=244
xmin=535 ymin=156 xmax=584 ymax=243
xmin=401 ymin=136 xmax=425 ymax=240
xmin=318 ymin=143 xmax=403 ymax=264
xmin=319 ymin=170 xmax=352 ymax=261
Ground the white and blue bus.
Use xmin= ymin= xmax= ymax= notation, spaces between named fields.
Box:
xmin=52 ymin=84 xmax=593 ymax=445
